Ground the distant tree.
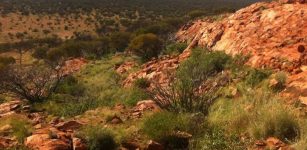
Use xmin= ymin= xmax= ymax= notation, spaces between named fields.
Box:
xmin=110 ymin=32 xmax=131 ymax=52
xmin=32 ymin=47 xmax=48 ymax=59
xmin=128 ymin=33 xmax=163 ymax=61
xmin=47 ymin=48 xmax=66 ymax=63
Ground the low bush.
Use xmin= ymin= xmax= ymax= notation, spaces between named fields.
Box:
xmin=152 ymin=49 xmax=231 ymax=114
xmin=133 ymin=78 xmax=150 ymax=89
xmin=38 ymin=95 xmax=98 ymax=117
xmin=55 ymin=75 xmax=85 ymax=97
xmin=271 ymin=71 xmax=287 ymax=92
xmin=124 ymin=88 xmax=150 ymax=106
xmin=32 ymin=47 xmax=48 ymax=59
xmin=10 ymin=118 xmax=32 ymax=143
xmin=190 ymin=126 xmax=245 ymax=150
xmin=163 ymin=42 xmax=187 ymax=55
xmin=46 ymin=48 xmax=65 ymax=62
xmin=208 ymin=89 xmax=301 ymax=141
xmin=0 ymin=56 xmax=16 ymax=65
xmin=110 ymin=32 xmax=131 ymax=52
xmin=142 ymin=112 xmax=189 ymax=140
xmin=249 ymin=100 xmax=300 ymax=140
xmin=128 ymin=33 xmax=163 ymax=62
xmin=79 ymin=126 xmax=117 ymax=150
xmin=245 ymin=69 xmax=270 ymax=87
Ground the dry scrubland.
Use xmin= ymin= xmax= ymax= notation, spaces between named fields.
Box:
xmin=0 ymin=12 xmax=129 ymax=43
xmin=0 ymin=0 xmax=307 ymax=150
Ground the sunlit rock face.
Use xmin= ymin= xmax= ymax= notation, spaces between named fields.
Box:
xmin=176 ymin=1 xmax=307 ymax=72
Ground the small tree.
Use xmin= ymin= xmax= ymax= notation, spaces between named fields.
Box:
xmin=32 ymin=47 xmax=48 ymax=59
xmin=128 ymin=33 xmax=163 ymax=61
xmin=109 ymin=32 xmax=131 ymax=52
xmin=0 ymin=64 xmax=64 ymax=103
xmin=152 ymin=50 xmax=231 ymax=114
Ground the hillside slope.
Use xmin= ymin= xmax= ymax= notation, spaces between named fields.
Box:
xmin=177 ymin=1 xmax=307 ymax=72
xmin=125 ymin=0 xmax=307 ymax=102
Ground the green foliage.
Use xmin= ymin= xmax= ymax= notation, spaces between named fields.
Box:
xmin=190 ymin=126 xmax=245 ymax=150
xmin=32 ymin=47 xmax=48 ymax=59
xmin=250 ymin=104 xmax=300 ymax=140
xmin=47 ymin=39 xmax=112 ymax=61
xmin=10 ymin=118 xmax=32 ymax=143
xmin=208 ymin=89 xmax=300 ymax=141
xmin=133 ymin=78 xmax=150 ymax=89
xmin=124 ymin=88 xmax=150 ymax=106
xmin=163 ymin=42 xmax=187 ymax=55
xmin=55 ymin=75 xmax=86 ymax=96
xmin=245 ymin=69 xmax=270 ymax=87
xmin=0 ymin=56 xmax=16 ymax=65
xmin=142 ymin=112 xmax=189 ymax=140
xmin=110 ymin=32 xmax=131 ymax=52
xmin=153 ymin=49 xmax=231 ymax=114
xmin=37 ymin=56 xmax=141 ymax=117
xmin=36 ymin=95 xmax=97 ymax=117
xmin=46 ymin=48 xmax=65 ymax=62
xmin=271 ymin=71 xmax=287 ymax=92
xmin=128 ymin=33 xmax=163 ymax=61
xmin=79 ymin=126 xmax=117 ymax=150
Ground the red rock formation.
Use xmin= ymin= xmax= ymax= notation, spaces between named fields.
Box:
xmin=176 ymin=1 xmax=307 ymax=73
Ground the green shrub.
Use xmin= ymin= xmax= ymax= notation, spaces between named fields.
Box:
xmin=79 ymin=126 xmax=117 ymax=150
xmin=163 ymin=43 xmax=187 ymax=55
xmin=153 ymin=49 xmax=231 ymax=114
xmin=32 ymin=47 xmax=48 ymax=59
xmin=110 ymin=32 xmax=131 ymax=52
xmin=36 ymin=94 xmax=97 ymax=117
xmin=245 ymin=69 xmax=270 ymax=87
xmin=190 ymin=126 xmax=245 ymax=150
xmin=0 ymin=56 xmax=16 ymax=65
xmin=10 ymin=119 xmax=32 ymax=143
xmin=133 ymin=78 xmax=150 ymax=89
xmin=128 ymin=33 xmax=163 ymax=62
xmin=271 ymin=71 xmax=287 ymax=92
xmin=208 ymin=89 xmax=300 ymax=141
xmin=55 ymin=75 xmax=85 ymax=97
xmin=249 ymin=101 xmax=300 ymax=140
xmin=124 ymin=88 xmax=150 ymax=106
xmin=142 ymin=112 xmax=189 ymax=140
xmin=46 ymin=48 xmax=65 ymax=62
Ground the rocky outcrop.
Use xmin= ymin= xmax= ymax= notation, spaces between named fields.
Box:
xmin=131 ymin=100 xmax=161 ymax=119
xmin=177 ymin=1 xmax=307 ymax=101
xmin=61 ymin=58 xmax=87 ymax=76
xmin=254 ymin=137 xmax=294 ymax=150
xmin=123 ymin=51 xmax=190 ymax=88
xmin=0 ymin=100 xmax=21 ymax=118
xmin=177 ymin=1 xmax=307 ymax=73
xmin=115 ymin=61 xmax=136 ymax=74
xmin=25 ymin=120 xmax=85 ymax=150
xmin=24 ymin=127 xmax=72 ymax=150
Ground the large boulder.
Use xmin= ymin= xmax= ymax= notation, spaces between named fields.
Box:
xmin=24 ymin=127 xmax=72 ymax=150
